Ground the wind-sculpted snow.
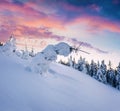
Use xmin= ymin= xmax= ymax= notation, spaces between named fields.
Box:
xmin=30 ymin=42 xmax=72 ymax=74
xmin=30 ymin=52 xmax=51 ymax=74
xmin=0 ymin=39 xmax=72 ymax=74
xmin=54 ymin=42 xmax=71 ymax=56
xmin=41 ymin=45 xmax=57 ymax=61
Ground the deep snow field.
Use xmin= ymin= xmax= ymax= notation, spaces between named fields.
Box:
xmin=0 ymin=52 xmax=120 ymax=111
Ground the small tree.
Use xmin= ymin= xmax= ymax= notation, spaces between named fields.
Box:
xmin=29 ymin=47 xmax=35 ymax=57
xmin=68 ymin=55 xmax=75 ymax=68
xmin=0 ymin=42 xmax=3 ymax=46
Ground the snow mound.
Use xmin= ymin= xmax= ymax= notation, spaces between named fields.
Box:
xmin=30 ymin=42 xmax=72 ymax=74
xmin=30 ymin=52 xmax=50 ymax=74
xmin=42 ymin=45 xmax=57 ymax=61
xmin=54 ymin=42 xmax=71 ymax=56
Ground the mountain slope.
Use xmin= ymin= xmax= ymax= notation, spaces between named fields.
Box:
xmin=0 ymin=54 xmax=120 ymax=111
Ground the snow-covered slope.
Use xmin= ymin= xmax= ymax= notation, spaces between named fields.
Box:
xmin=0 ymin=53 xmax=120 ymax=111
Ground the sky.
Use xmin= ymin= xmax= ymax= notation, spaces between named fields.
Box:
xmin=0 ymin=0 xmax=120 ymax=67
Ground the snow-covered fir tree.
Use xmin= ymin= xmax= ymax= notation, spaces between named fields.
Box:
xmin=2 ymin=35 xmax=16 ymax=53
xmin=30 ymin=42 xmax=72 ymax=74
xmin=116 ymin=63 xmax=120 ymax=90
xmin=77 ymin=57 xmax=87 ymax=73
xmin=82 ymin=59 xmax=87 ymax=74
xmin=97 ymin=60 xmax=107 ymax=83
xmin=29 ymin=47 xmax=35 ymax=57
xmin=106 ymin=61 xmax=116 ymax=87
xmin=89 ymin=60 xmax=97 ymax=77
xmin=78 ymin=59 xmax=84 ymax=71
xmin=21 ymin=44 xmax=30 ymax=59
xmin=68 ymin=55 xmax=74 ymax=68
xmin=85 ymin=62 xmax=90 ymax=75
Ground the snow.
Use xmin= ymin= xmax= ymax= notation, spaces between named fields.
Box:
xmin=30 ymin=42 xmax=71 ymax=74
xmin=1 ymin=36 xmax=16 ymax=55
xmin=54 ymin=42 xmax=71 ymax=56
xmin=41 ymin=45 xmax=57 ymax=61
xmin=30 ymin=52 xmax=51 ymax=74
xmin=0 ymin=52 xmax=120 ymax=111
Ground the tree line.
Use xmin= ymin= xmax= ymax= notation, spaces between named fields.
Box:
xmin=58 ymin=55 xmax=120 ymax=90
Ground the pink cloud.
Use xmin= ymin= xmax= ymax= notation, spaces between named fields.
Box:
xmin=0 ymin=24 xmax=65 ymax=42
xmin=0 ymin=1 xmax=65 ymax=29
xmin=68 ymin=15 xmax=120 ymax=33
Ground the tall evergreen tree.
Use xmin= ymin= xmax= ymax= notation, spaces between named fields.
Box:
xmin=89 ymin=60 xmax=97 ymax=77
xmin=77 ymin=57 xmax=85 ymax=71
xmin=107 ymin=61 xmax=116 ymax=87
xmin=85 ymin=62 xmax=90 ymax=75
xmin=96 ymin=60 xmax=107 ymax=83
xmin=116 ymin=63 xmax=120 ymax=90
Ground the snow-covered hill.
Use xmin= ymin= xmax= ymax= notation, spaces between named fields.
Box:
xmin=0 ymin=53 xmax=120 ymax=111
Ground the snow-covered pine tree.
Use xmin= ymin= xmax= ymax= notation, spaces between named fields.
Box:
xmin=30 ymin=42 xmax=72 ymax=74
xmin=106 ymin=61 xmax=116 ymax=87
xmin=29 ymin=47 xmax=35 ymax=57
xmin=77 ymin=57 xmax=85 ymax=71
xmin=82 ymin=59 xmax=87 ymax=74
xmin=85 ymin=62 xmax=90 ymax=75
xmin=68 ymin=55 xmax=74 ymax=68
xmin=2 ymin=35 xmax=16 ymax=54
xmin=89 ymin=60 xmax=97 ymax=77
xmin=97 ymin=61 xmax=100 ymax=69
xmin=21 ymin=43 xmax=30 ymax=59
xmin=116 ymin=63 xmax=120 ymax=90
xmin=97 ymin=60 xmax=107 ymax=83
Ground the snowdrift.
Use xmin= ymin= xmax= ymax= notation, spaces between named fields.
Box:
xmin=0 ymin=54 xmax=120 ymax=111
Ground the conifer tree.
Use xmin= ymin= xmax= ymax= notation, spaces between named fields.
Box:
xmin=116 ymin=63 xmax=120 ymax=89
xmin=68 ymin=55 xmax=74 ymax=68
xmin=89 ymin=60 xmax=97 ymax=77
xmin=107 ymin=61 xmax=115 ymax=86
xmin=96 ymin=60 xmax=107 ymax=83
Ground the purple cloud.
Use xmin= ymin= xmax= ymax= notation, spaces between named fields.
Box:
xmin=69 ymin=38 xmax=108 ymax=54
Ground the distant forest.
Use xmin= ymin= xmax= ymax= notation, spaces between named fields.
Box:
xmin=59 ymin=55 xmax=120 ymax=90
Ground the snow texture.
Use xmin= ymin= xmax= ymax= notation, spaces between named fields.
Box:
xmin=0 ymin=53 xmax=120 ymax=111
xmin=1 ymin=37 xmax=16 ymax=55
xmin=54 ymin=42 xmax=71 ymax=56
xmin=30 ymin=42 xmax=72 ymax=74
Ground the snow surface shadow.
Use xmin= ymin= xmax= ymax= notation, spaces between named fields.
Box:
xmin=48 ymin=69 xmax=77 ymax=82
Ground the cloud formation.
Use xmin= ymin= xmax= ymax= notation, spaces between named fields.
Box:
xmin=0 ymin=0 xmax=119 ymax=56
